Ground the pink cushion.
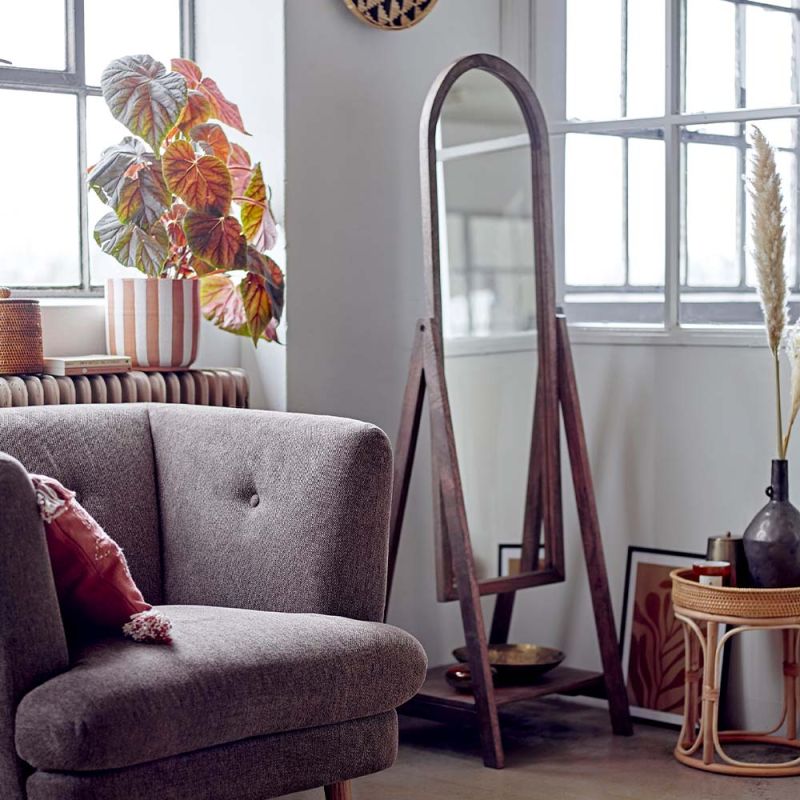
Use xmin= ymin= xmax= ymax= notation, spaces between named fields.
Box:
xmin=30 ymin=474 xmax=171 ymax=643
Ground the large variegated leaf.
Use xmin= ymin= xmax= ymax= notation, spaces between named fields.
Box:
xmin=228 ymin=142 xmax=252 ymax=195
xmin=199 ymin=273 xmax=248 ymax=334
xmin=199 ymin=76 xmax=248 ymax=134
xmin=240 ymin=164 xmax=278 ymax=250
xmin=94 ymin=211 xmax=168 ymax=276
xmin=239 ymin=272 xmax=272 ymax=345
xmin=171 ymin=57 xmax=202 ymax=85
xmin=246 ymin=247 xmax=284 ymax=323
xmin=114 ymin=162 xmax=170 ymax=227
xmin=162 ymin=140 xmax=232 ymax=214
xmin=190 ymin=123 xmax=231 ymax=162
xmin=176 ymin=90 xmax=214 ymax=133
xmin=101 ymin=55 xmax=188 ymax=150
xmin=169 ymin=57 xmax=248 ymax=134
xmin=87 ymin=137 xmax=153 ymax=204
xmin=183 ymin=209 xmax=245 ymax=268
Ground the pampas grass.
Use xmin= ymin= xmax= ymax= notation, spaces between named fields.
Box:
xmin=750 ymin=127 xmax=787 ymax=354
xmin=750 ymin=126 xmax=789 ymax=458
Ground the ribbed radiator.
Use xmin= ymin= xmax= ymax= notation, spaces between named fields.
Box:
xmin=0 ymin=368 xmax=248 ymax=409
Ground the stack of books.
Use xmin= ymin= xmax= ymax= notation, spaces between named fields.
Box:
xmin=42 ymin=355 xmax=132 ymax=377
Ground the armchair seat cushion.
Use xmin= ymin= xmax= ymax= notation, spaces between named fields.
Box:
xmin=15 ymin=605 xmax=427 ymax=772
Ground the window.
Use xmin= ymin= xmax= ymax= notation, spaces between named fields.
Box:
xmin=0 ymin=1 xmax=192 ymax=296
xmin=544 ymin=0 xmax=800 ymax=330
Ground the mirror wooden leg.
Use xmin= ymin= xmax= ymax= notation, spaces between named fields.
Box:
xmin=424 ymin=321 xmax=505 ymax=769
xmin=556 ymin=316 xmax=633 ymax=736
xmin=324 ymin=781 xmax=352 ymax=800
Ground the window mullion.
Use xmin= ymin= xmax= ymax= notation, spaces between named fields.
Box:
xmin=735 ymin=1 xmax=747 ymax=288
xmin=621 ymin=0 xmax=630 ymax=287
xmin=664 ymin=0 xmax=682 ymax=331
xmin=73 ymin=0 xmax=91 ymax=293
xmin=181 ymin=0 xmax=196 ymax=60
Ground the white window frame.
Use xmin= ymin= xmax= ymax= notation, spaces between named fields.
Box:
xmin=444 ymin=0 xmax=800 ymax=355
xmin=0 ymin=0 xmax=194 ymax=298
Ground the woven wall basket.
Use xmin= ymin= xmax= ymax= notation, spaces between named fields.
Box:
xmin=106 ymin=278 xmax=200 ymax=370
xmin=0 ymin=294 xmax=44 ymax=375
xmin=343 ymin=0 xmax=438 ymax=30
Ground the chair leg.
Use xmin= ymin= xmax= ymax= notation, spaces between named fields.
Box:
xmin=324 ymin=781 xmax=352 ymax=800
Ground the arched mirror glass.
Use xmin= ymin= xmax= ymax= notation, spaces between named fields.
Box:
xmin=436 ymin=69 xmax=540 ymax=584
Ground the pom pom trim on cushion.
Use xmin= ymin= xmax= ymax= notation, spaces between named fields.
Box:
xmin=123 ymin=610 xmax=173 ymax=644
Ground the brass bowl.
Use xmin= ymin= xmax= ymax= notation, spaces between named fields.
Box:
xmin=452 ymin=643 xmax=565 ymax=683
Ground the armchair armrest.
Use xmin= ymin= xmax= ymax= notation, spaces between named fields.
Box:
xmin=148 ymin=406 xmax=394 ymax=622
xmin=0 ymin=454 xmax=68 ymax=800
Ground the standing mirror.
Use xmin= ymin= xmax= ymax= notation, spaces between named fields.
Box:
xmin=386 ymin=54 xmax=630 ymax=769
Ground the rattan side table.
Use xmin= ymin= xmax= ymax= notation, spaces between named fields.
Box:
xmin=670 ymin=568 xmax=800 ymax=776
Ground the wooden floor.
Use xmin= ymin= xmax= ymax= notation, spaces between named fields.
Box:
xmin=287 ymin=697 xmax=799 ymax=799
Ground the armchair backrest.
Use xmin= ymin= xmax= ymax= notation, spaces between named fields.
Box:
xmin=148 ymin=405 xmax=393 ymax=622
xmin=0 ymin=406 xmax=164 ymax=602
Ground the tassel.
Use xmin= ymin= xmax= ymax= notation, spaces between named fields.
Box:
xmin=33 ymin=480 xmax=71 ymax=523
xmin=123 ymin=610 xmax=173 ymax=644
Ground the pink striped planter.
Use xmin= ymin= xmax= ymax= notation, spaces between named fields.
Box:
xmin=105 ymin=278 xmax=200 ymax=370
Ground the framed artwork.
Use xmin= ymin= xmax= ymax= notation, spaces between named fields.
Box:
xmin=620 ymin=546 xmax=706 ymax=726
xmin=498 ymin=543 xmax=545 ymax=577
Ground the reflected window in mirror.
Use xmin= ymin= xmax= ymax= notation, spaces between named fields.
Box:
xmin=438 ymin=71 xmax=535 ymax=338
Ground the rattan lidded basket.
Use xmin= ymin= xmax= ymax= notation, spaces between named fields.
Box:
xmin=0 ymin=288 xmax=44 ymax=375
xmin=671 ymin=568 xmax=800 ymax=619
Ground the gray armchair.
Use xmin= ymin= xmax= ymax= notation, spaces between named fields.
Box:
xmin=0 ymin=404 xmax=426 ymax=800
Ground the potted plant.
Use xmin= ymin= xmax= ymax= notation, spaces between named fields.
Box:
xmin=744 ymin=126 xmax=800 ymax=588
xmin=88 ymin=54 xmax=283 ymax=369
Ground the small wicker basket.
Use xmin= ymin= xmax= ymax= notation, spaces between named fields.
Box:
xmin=671 ymin=568 xmax=800 ymax=619
xmin=0 ymin=289 xmax=44 ymax=375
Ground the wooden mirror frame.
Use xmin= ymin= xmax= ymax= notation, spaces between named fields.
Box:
xmin=420 ymin=53 xmax=564 ymax=600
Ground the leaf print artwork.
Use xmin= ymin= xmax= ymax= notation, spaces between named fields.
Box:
xmin=626 ymin=562 xmax=687 ymax=713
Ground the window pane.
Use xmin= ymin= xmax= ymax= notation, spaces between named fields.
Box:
xmin=626 ymin=0 xmax=665 ymax=118
xmin=84 ymin=0 xmax=181 ymax=86
xmin=744 ymin=5 xmax=794 ymax=109
xmin=681 ymin=119 xmax=799 ymax=325
xmin=628 ymin=137 xmax=665 ymax=286
xmin=0 ymin=90 xmax=79 ymax=287
xmin=684 ymin=137 xmax=739 ymax=288
xmin=684 ymin=0 xmax=736 ymax=113
xmin=0 ymin=0 xmax=66 ymax=70
xmin=440 ymin=148 xmax=535 ymax=338
xmin=86 ymin=95 xmax=138 ymax=286
xmin=567 ymin=0 xmax=623 ymax=120
xmin=565 ymin=134 xmax=625 ymax=286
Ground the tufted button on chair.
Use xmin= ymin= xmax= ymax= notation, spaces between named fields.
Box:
xmin=0 ymin=404 xmax=427 ymax=800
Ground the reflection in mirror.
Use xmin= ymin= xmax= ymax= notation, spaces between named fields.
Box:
xmin=445 ymin=350 xmax=536 ymax=581
xmin=436 ymin=70 xmax=539 ymax=582
xmin=438 ymin=69 xmax=528 ymax=148
xmin=440 ymin=148 xmax=535 ymax=338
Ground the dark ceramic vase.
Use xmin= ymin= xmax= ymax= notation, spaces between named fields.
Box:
xmin=743 ymin=460 xmax=800 ymax=588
